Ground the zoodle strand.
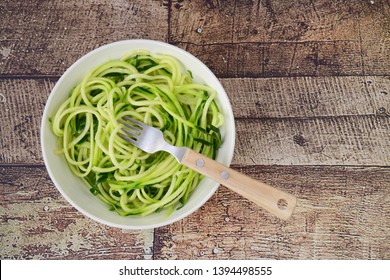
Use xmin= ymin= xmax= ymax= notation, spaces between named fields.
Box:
xmin=51 ymin=50 xmax=224 ymax=216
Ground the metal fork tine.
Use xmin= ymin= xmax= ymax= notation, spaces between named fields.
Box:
xmin=122 ymin=116 xmax=145 ymax=129
xmin=118 ymin=116 xmax=187 ymax=161
xmin=118 ymin=133 xmax=138 ymax=145
xmin=118 ymin=118 xmax=142 ymax=132
xmin=122 ymin=128 xmax=139 ymax=139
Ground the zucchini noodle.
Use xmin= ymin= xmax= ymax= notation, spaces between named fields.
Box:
xmin=51 ymin=50 xmax=224 ymax=216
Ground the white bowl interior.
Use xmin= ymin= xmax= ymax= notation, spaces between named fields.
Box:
xmin=41 ymin=39 xmax=235 ymax=229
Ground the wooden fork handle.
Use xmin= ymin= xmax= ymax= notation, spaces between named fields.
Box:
xmin=181 ymin=149 xmax=297 ymax=220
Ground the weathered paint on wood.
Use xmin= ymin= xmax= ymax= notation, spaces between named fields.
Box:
xmin=0 ymin=166 xmax=154 ymax=260
xmin=1 ymin=0 xmax=389 ymax=260
xmin=1 ymin=165 xmax=389 ymax=259
xmin=0 ymin=0 xmax=168 ymax=76
xmin=154 ymin=165 xmax=390 ymax=260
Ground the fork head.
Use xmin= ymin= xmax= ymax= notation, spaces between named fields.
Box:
xmin=118 ymin=116 xmax=164 ymax=154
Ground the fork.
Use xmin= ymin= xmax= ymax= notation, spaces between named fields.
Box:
xmin=118 ymin=116 xmax=297 ymax=220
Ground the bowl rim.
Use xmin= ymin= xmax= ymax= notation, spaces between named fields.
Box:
xmin=41 ymin=39 xmax=236 ymax=229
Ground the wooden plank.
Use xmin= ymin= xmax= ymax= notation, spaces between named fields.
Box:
xmin=176 ymin=39 xmax=388 ymax=77
xmin=154 ymin=165 xmax=390 ymax=259
xmin=170 ymin=0 xmax=390 ymax=77
xmin=222 ymin=76 xmax=390 ymax=118
xmin=1 ymin=77 xmax=389 ymax=165
xmin=0 ymin=78 xmax=53 ymax=164
xmin=170 ymin=0 xmax=377 ymax=44
xmin=0 ymin=166 xmax=154 ymax=259
xmin=0 ymin=0 xmax=168 ymax=76
xmin=357 ymin=3 xmax=390 ymax=75
xmin=234 ymin=116 xmax=390 ymax=166
xmin=2 ymin=166 xmax=389 ymax=260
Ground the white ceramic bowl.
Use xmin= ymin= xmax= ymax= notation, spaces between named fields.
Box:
xmin=41 ymin=39 xmax=235 ymax=230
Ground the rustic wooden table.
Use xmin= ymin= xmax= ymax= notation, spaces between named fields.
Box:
xmin=1 ymin=0 xmax=389 ymax=260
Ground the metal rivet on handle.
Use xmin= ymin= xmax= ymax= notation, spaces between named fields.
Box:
xmin=196 ymin=158 xmax=205 ymax=167
xmin=220 ymin=171 xmax=229 ymax=180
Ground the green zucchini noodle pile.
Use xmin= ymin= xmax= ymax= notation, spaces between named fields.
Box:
xmin=51 ymin=50 xmax=224 ymax=216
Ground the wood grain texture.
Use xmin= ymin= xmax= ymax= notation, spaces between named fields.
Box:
xmin=170 ymin=0 xmax=390 ymax=77
xmin=222 ymin=76 xmax=390 ymax=118
xmin=0 ymin=78 xmax=54 ymax=164
xmin=0 ymin=166 xmax=154 ymax=260
xmin=177 ymin=41 xmax=368 ymax=77
xmin=234 ymin=116 xmax=390 ymax=166
xmin=1 ymin=0 xmax=389 ymax=261
xmin=1 ymin=77 xmax=389 ymax=165
xmin=170 ymin=0 xmax=384 ymax=43
xmin=154 ymin=165 xmax=390 ymax=259
xmin=0 ymin=0 xmax=168 ymax=76
xmin=2 ymin=165 xmax=389 ymax=259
